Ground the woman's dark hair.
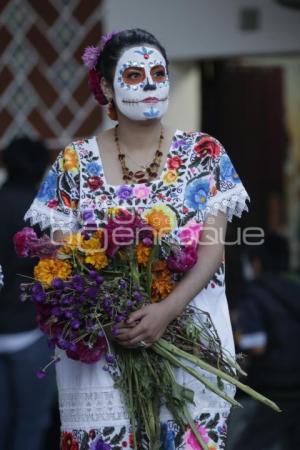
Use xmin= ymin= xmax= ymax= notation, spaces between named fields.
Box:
xmin=2 ymin=136 xmax=51 ymax=184
xmin=96 ymin=28 xmax=169 ymax=87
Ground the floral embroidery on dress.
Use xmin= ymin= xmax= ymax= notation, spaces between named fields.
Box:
xmin=60 ymin=412 xmax=228 ymax=450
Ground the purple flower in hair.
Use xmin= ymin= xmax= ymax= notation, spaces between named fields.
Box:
xmin=82 ymin=30 xmax=121 ymax=106
xmin=82 ymin=46 xmax=101 ymax=70
xmin=100 ymin=30 xmax=120 ymax=48
xmin=82 ymin=30 xmax=121 ymax=69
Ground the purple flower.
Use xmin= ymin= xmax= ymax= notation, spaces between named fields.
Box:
xmin=116 ymin=185 xmax=133 ymax=200
xmin=105 ymin=353 xmax=115 ymax=364
xmin=82 ymin=46 xmax=101 ymax=69
xmin=64 ymin=310 xmax=74 ymax=319
xmin=67 ymin=342 xmax=77 ymax=352
xmin=51 ymin=307 xmax=62 ymax=317
xmin=115 ymin=315 xmax=125 ymax=323
xmin=33 ymin=290 xmax=46 ymax=303
xmin=71 ymin=319 xmax=80 ymax=330
xmin=132 ymin=290 xmax=143 ymax=302
xmin=51 ymin=278 xmax=64 ymax=289
xmin=126 ymin=300 xmax=133 ymax=308
xmin=142 ymin=237 xmax=153 ymax=247
xmin=89 ymin=270 xmax=98 ymax=280
xmin=96 ymin=275 xmax=104 ymax=285
xmin=58 ymin=338 xmax=68 ymax=350
xmin=36 ymin=369 xmax=46 ymax=379
xmin=87 ymin=287 xmax=98 ymax=299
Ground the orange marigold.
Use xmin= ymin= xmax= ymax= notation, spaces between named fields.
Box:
xmin=151 ymin=271 xmax=175 ymax=302
xmin=80 ymin=236 xmax=104 ymax=255
xmin=34 ymin=258 xmax=72 ymax=286
xmin=85 ymin=252 xmax=108 ymax=269
xmin=59 ymin=233 xmax=84 ymax=255
xmin=136 ymin=243 xmax=151 ymax=266
xmin=152 ymin=259 xmax=168 ymax=273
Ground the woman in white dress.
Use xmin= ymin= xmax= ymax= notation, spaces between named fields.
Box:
xmin=24 ymin=28 xmax=250 ymax=450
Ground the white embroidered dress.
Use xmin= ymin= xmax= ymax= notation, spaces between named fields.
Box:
xmin=24 ymin=130 xmax=250 ymax=449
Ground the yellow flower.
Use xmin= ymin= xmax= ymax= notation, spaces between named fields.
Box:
xmin=163 ymin=169 xmax=178 ymax=185
xmin=85 ymin=252 xmax=108 ymax=269
xmin=136 ymin=243 xmax=151 ymax=266
xmin=143 ymin=205 xmax=177 ymax=236
xmin=59 ymin=233 xmax=84 ymax=254
xmin=81 ymin=235 xmax=103 ymax=255
xmin=60 ymin=146 xmax=79 ymax=173
xmin=34 ymin=258 xmax=72 ymax=286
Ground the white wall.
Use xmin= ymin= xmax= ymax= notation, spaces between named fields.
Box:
xmin=104 ymin=0 xmax=300 ymax=59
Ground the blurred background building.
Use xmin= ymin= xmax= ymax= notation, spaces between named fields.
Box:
xmin=0 ymin=1 xmax=300 ymax=449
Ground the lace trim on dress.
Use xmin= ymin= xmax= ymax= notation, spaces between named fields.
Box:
xmin=24 ymin=200 xmax=79 ymax=232
xmin=204 ymin=184 xmax=250 ymax=222
xmin=58 ymin=388 xmax=130 ymax=429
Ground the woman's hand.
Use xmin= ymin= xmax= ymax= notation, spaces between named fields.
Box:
xmin=114 ymin=302 xmax=174 ymax=348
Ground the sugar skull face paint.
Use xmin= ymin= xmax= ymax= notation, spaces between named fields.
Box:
xmin=113 ymin=46 xmax=170 ymax=121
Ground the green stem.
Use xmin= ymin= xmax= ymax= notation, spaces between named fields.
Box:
xmin=183 ymin=405 xmax=210 ymax=450
xmin=153 ymin=343 xmax=241 ymax=408
xmin=156 ymin=339 xmax=281 ymax=412
xmin=164 ymin=362 xmax=209 ymax=450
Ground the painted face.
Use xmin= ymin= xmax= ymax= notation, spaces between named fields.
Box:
xmin=113 ymin=46 xmax=170 ymax=121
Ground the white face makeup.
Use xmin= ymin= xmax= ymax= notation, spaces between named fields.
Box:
xmin=113 ymin=46 xmax=170 ymax=121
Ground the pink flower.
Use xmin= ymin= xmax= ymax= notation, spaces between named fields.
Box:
xmin=166 ymin=245 xmax=198 ymax=273
xmin=13 ymin=227 xmax=58 ymax=258
xmin=178 ymin=221 xmax=203 ymax=248
xmin=66 ymin=336 xmax=107 ymax=364
xmin=133 ymin=184 xmax=151 ymax=200
xmin=183 ymin=424 xmax=209 ymax=449
xmin=13 ymin=227 xmax=37 ymax=257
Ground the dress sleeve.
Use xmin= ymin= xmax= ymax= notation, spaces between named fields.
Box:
xmin=24 ymin=143 xmax=81 ymax=232
xmin=191 ymin=133 xmax=251 ymax=222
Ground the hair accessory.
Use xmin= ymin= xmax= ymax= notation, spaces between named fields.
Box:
xmin=82 ymin=30 xmax=121 ymax=106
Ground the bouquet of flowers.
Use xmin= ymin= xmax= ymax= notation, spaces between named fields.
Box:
xmin=14 ymin=208 xmax=280 ymax=450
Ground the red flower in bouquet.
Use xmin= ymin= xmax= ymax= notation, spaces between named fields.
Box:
xmin=13 ymin=227 xmax=37 ymax=257
xmin=66 ymin=337 xmax=107 ymax=364
xmin=14 ymin=227 xmax=57 ymax=258
xmin=166 ymin=245 xmax=198 ymax=273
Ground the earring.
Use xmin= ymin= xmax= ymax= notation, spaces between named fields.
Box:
xmin=107 ymin=98 xmax=118 ymax=121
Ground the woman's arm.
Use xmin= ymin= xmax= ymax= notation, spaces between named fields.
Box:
xmin=115 ymin=210 xmax=228 ymax=347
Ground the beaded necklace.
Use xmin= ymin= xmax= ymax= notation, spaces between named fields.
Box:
xmin=114 ymin=124 xmax=164 ymax=184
